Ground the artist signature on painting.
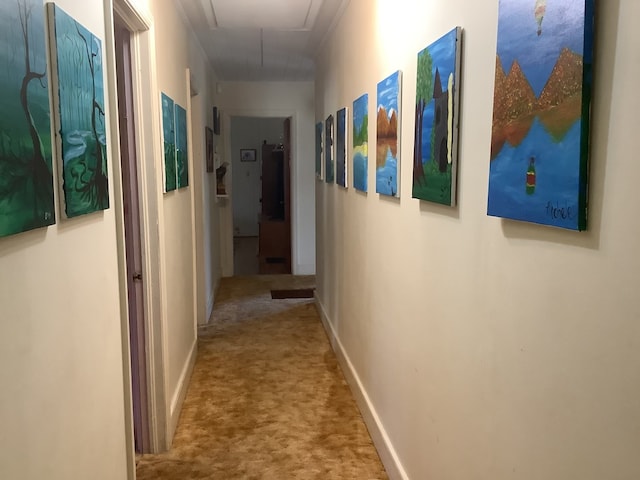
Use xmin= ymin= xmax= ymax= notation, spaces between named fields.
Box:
xmin=545 ymin=201 xmax=575 ymax=220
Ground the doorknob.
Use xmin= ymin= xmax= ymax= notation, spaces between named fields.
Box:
xmin=133 ymin=272 xmax=142 ymax=281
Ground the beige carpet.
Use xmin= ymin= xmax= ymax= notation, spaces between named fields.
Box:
xmin=136 ymin=275 xmax=387 ymax=479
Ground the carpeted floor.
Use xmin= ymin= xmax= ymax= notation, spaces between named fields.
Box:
xmin=136 ymin=275 xmax=387 ymax=479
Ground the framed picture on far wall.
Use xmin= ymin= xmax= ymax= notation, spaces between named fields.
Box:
xmin=213 ymin=106 xmax=220 ymax=134
xmin=205 ymin=126 xmax=214 ymax=172
xmin=240 ymin=148 xmax=256 ymax=162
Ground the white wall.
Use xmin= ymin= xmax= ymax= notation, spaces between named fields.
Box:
xmin=315 ymin=1 xmax=640 ymax=479
xmin=0 ymin=1 xmax=128 ymax=479
xmin=219 ymin=82 xmax=316 ymax=275
xmin=230 ymin=116 xmax=285 ymax=237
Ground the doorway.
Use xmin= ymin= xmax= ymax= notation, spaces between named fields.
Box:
xmin=114 ymin=18 xmax=149 ymax=453
xmin=230 ymin=116 xmax=291 ymax=275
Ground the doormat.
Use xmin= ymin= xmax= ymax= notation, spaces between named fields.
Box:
xmin=270 ymin=288 xmax=315 ymax=299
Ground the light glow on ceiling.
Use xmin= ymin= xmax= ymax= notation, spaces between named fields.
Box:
xmin=208 ymin=0 xmax=321 ymax=30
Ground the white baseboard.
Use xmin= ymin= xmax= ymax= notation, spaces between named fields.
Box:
xmin=167 ymin=338 xmax=197 ymax=444
xmin=206 ymin=278 xmax=218 ymax=323
xmin=315 ymin=299 xmax=409 ymax=480
xmin=294 ymin=262 xmax=316 ymax=275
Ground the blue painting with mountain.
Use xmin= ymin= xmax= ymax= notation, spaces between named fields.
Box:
xmin=376 ymin=71 xmax=401 ymax=197
xmin=412 ymin=27 xmax=462 ymax=206
xmin=0 ymin=0 xmax=55 ymax=237
xmin=352 ymin=93 xmax=368 ymax=192
xmin=488 ymin=0 xmax=594 ymax=230
xmin=49 ymin=4 xmax=109 ymax=218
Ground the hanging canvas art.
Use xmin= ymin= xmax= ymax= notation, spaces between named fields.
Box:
xmin=0 ymin=0 xmax=55 ymax=237
xmin=175 ymin=104 xmax=188 ymax=188
xmin=412 ymin=27 xmax=462 ymax=206
xmin=336 ymin=107 xmax=348 ymax=188
xmin=352 ymin=93 xmax=368 ymax=192
xmin=161 ymin=93 xmax=176 ymax=192
xmin=488 ymin=0 xmax=594 ymax=230
xmin=325 ymin=114 xmax=334 ymax=184
xmin=48 ymin=4 xmax=109 ymax=218
xmin=315 ymin=121 xmax=323 ymax=180
xmin=376 ymin=71 xmax=401 ymax=197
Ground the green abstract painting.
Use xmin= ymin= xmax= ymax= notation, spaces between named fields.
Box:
xmin=0 ymin=0 xmax=55 ymax=237
xmin=48 ymin=4 xmax=109 ymax=218
xmin=175 ymin=104 xmax=188 ymax=188
xmin=161 ymin=93 xmax=176 ymax=192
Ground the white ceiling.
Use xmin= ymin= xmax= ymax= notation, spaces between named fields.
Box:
xmin=176 ymin=0 xmax=348 ymax=82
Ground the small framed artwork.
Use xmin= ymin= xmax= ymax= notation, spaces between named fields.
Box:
xmin=205 ymin=126 xmax=214 ymax=172
xmin=213 ymin=106 xmax=220 ymax=134
xmin=240 ymin=149 xmax=256 ymax=162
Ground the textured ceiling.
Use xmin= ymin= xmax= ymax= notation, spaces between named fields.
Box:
xmin=176 ymin=0 xmax=348 ymax=81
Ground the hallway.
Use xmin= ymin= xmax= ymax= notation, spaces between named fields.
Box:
xmin=136 ymin=276 xmax=387 ymax=479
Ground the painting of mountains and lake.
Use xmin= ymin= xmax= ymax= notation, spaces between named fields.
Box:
xmin=325 ymin=114 xmax=334 ymax=184
xmin=376 ymin=71 xmax=401 ymax=197
xmin=488 ymin=0 xmax=594 ymax=230
xmin=412 ymin=27 xmax=462 ymax=206
xmin=161 ymin=93 xmax=176 ymax=192
xmin=175 ymin=104 xmax=188 ymax=188
xmin=336 ymin=107 xmax=347 ymax=188
xmin=315 ymin=121 xmax=323 ymax=180
xmin=353 ymin=93 xmax=368 ymax=192
xmin=49 ymin=4 xmax=109 ymax=218
xmin=0 ymin=0 xmax=55 ymax=237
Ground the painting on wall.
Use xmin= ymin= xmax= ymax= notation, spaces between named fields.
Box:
xmin=336 ymin=107 xmax=348 ymax=188
xmin=325 ymin=114 xmax=334 ymax=184
xmin=48 ymin=3 xmax=109 ymax=218
xmin=175 ymin=104 xmax=188 ymax=188
xmin=161 ymin=93 xmax=176 ymax=192
xmin=352 ymin=94 xmax=368 ymax=192
xmin=376 ymin=71 xmax=401 ymax=197
xmin=0 ymin=0 xmax=55 ymax=237
xmin=412 ymin=27 xmax=462 ymax=206
xmin=488 ymin=0 xmax=595 ymax=230
xmin=205 ymin=126 xmax=214 ymax=172
xmin=315 ymin=121 xmax=323 ymax=180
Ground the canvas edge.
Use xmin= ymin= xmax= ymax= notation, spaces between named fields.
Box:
xmin=448 ymin=26 xmax=463 ymax=207
xmin=577 ymin=0 xmax=596 ymax=231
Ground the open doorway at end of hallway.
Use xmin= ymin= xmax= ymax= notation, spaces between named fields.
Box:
xmin=230 ymin=116 xmax=292 ymax=276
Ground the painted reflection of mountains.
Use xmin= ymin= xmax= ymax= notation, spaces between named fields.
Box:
xmin=377 ymin=106 xmax=398 ymax=168
xmin=491 ymin=47 xmax=584 ymax=159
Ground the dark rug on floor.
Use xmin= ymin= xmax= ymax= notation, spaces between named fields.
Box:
xmin=271 ymin=288 xmax=315 ymax=299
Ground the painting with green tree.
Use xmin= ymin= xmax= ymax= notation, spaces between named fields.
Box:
xmin=0 ymin=0 xmax=55 ymax=237
xmin=412 ymin=27 xmax=462 ymax=206
xmin=48 ymin=4 xmax=109 ymax=217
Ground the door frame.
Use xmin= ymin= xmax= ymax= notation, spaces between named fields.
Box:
xmin=221 ymin=109 xmax=298 ymax=277
xmin=104 ymin=0 xmax=169 ymax=475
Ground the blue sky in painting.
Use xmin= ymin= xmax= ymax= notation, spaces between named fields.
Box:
xmin=497 ymin=0 xmax=585 ymax=96
xmin=353 ymin=93 xmax=368 ymax=137
xmin=377 ymin=71 xmax=400 ymax=114
xmin=424 ymin=28 xmax=458 ymax=91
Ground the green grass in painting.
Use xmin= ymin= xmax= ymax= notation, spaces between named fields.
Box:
xmin=412 ymin=161 xmax=452 ymax=205
xmin=177 ymin=150 xmax=188 ymax=188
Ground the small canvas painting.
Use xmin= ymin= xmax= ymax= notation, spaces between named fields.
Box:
xmin=175 ymin=104 xmax=188 ymax=188
xmin=336 ymin=107 xmax=348 ymax=188
xmin=352 ymin=94 xmax=368 ymax=192
xmin=315 ymin=121 xmax=323 ymax=180
xmin=161 ymin=93 xmax=176 ymax=192
xmin=412 ymin=27 xmax=462 ymax=206
xmin=49 ymin=4 xmax=109 ymax=218
xmin=488 ymin=0 xmax=594 ymax=230
xmin=376 ymin=71 xmax=401 ymax=197
xmin=325 ymin=115 xmax=334 ymax=183
xmin=0 ymin=0 xmax=55 ymax=237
